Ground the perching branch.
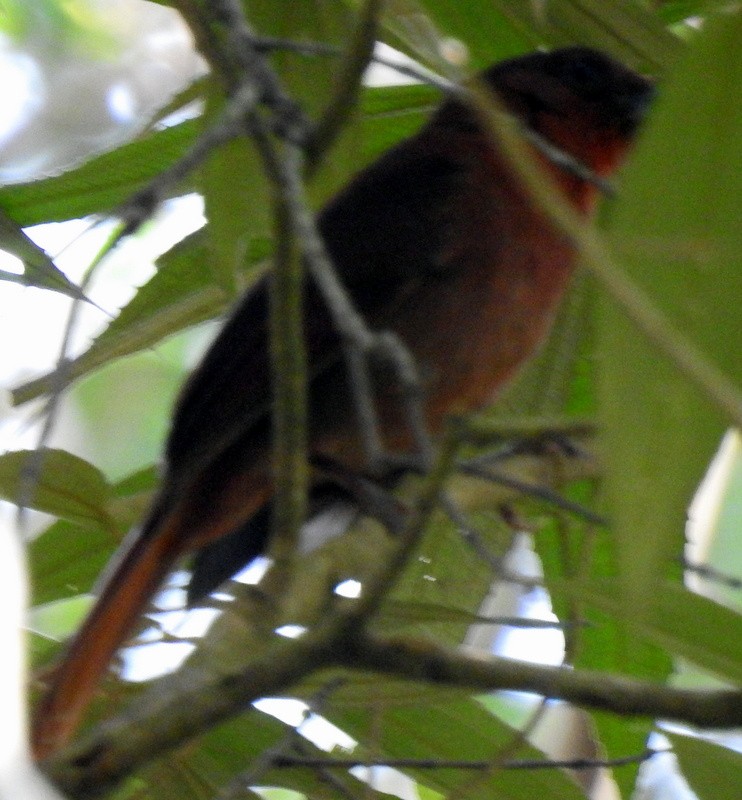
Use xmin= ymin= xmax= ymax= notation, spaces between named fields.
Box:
xmin=42 ymin=619 xmax=742 ymax=798
xmin=342 ymin=629 xmax=742 ymax=730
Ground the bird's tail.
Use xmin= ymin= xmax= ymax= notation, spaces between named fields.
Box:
xmin=31 ymin=503 xmax=183 ymax=760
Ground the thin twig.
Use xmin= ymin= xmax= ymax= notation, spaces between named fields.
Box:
xmin=440 ymin=494 xmax=544 ymax=589
xmin=215 ymin=679 xmax=347 ymax=800
xmin=252 ymin=35 xmax=458 ymax=94
xmin=203 ymin=0 xmax=309 ymax=142
xmin=117 ymin=83 xmax=260 ymax=235
xmin=272 ymin=747 xmax=659 ymax=771
xmin=452 ymin=415 xmax=598 ymax=448
xmin=681 ymin=558 xmax=742 ymax=590
xmin=522 ymin=127 xmax=614 ymax=193
xmin=16 ymin=223 xmax=125 ymax=527
xmin=269 ymin=137 xmax=433 ymax=474
xmin=458 ymin=461 xmax=607 ymax=526
xmin=306 ymin=0 xmax=385 ymax=169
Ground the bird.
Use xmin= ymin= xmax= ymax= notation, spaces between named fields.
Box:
xmin=32 ymin=46 xmax=653 ymax=759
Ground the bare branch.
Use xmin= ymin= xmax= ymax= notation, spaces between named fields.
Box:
xmin=265 ymin=145 xmax=308 ymax=574
xmin=272 ymin=747 xmax=659 ymax=771
xmin=306 ymin=0 xmax=385 ymax=170
xmin=342 ymin=630 xmax=742 ymax=730
xmin=457 ymin=460 xmax=607 ymax=526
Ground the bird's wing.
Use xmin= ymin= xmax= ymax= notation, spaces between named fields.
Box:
xmin=164 ymin=129 xmax=467 ymax=487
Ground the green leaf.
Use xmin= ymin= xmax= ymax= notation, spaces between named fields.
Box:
xmin=578 ymin=578 xmax=742 ymax=684
xmin=29 ymin=595 xmax=93 ymax=641
xmin=10 ymin=230 xmax=232 ymax=405
xmin=30 ymin=516 xmax=114 ymax=605
xmin=328 ymin=691 xmax=585 ymax=799
xmin=358 ymin=82 xmax=439 ymax=161
xmin=0 ymin=449 xmax=114 ymax=530
xmin=0 ymin=118 xmax=199 ymax=226
xmin=377 ymin=0 xmax=679 ymax=72
xmin=0 ymin=207 xmax=86 ymax=298
xmin=537 ymin=507 xmax=665 ymax=795
xmin=519 ymin=0 xmax=681 ymax=70
xmin=381 ymin=598 xmax=569 ymax=628
xmin=598 ymin=11 xmax=742 ymax=614
xmin=375 ymin=0 xmax=532 ymax=71
xmin=66 ymin=228 xmax=227 ymax=363
xmin=199 ymin=86 xmax=271 ymax=291
xmin=10 ymin=81 xmax=441 ymax=407
xmin=658 ymin=1 xmax=742 ymax=26
xmin=389 ymin=510 xmax=496 ymax=647
xmin=29 ymin=467 xmax=160 ymax=607
xmin=667 ymin=733 xmax=742 ymax=800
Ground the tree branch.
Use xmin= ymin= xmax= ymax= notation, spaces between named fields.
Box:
xmin=43 ymin=619 xmax=741 ymax=797
xmin=272 ymin=747 xmax=658 ymax=771
xmin=265 ymin=145 xmax=308 ymax=575
xmin=306 ymin=0 xmax=385 ymax=170
xmin=342 ymin=629 xmax=742 ymax=730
